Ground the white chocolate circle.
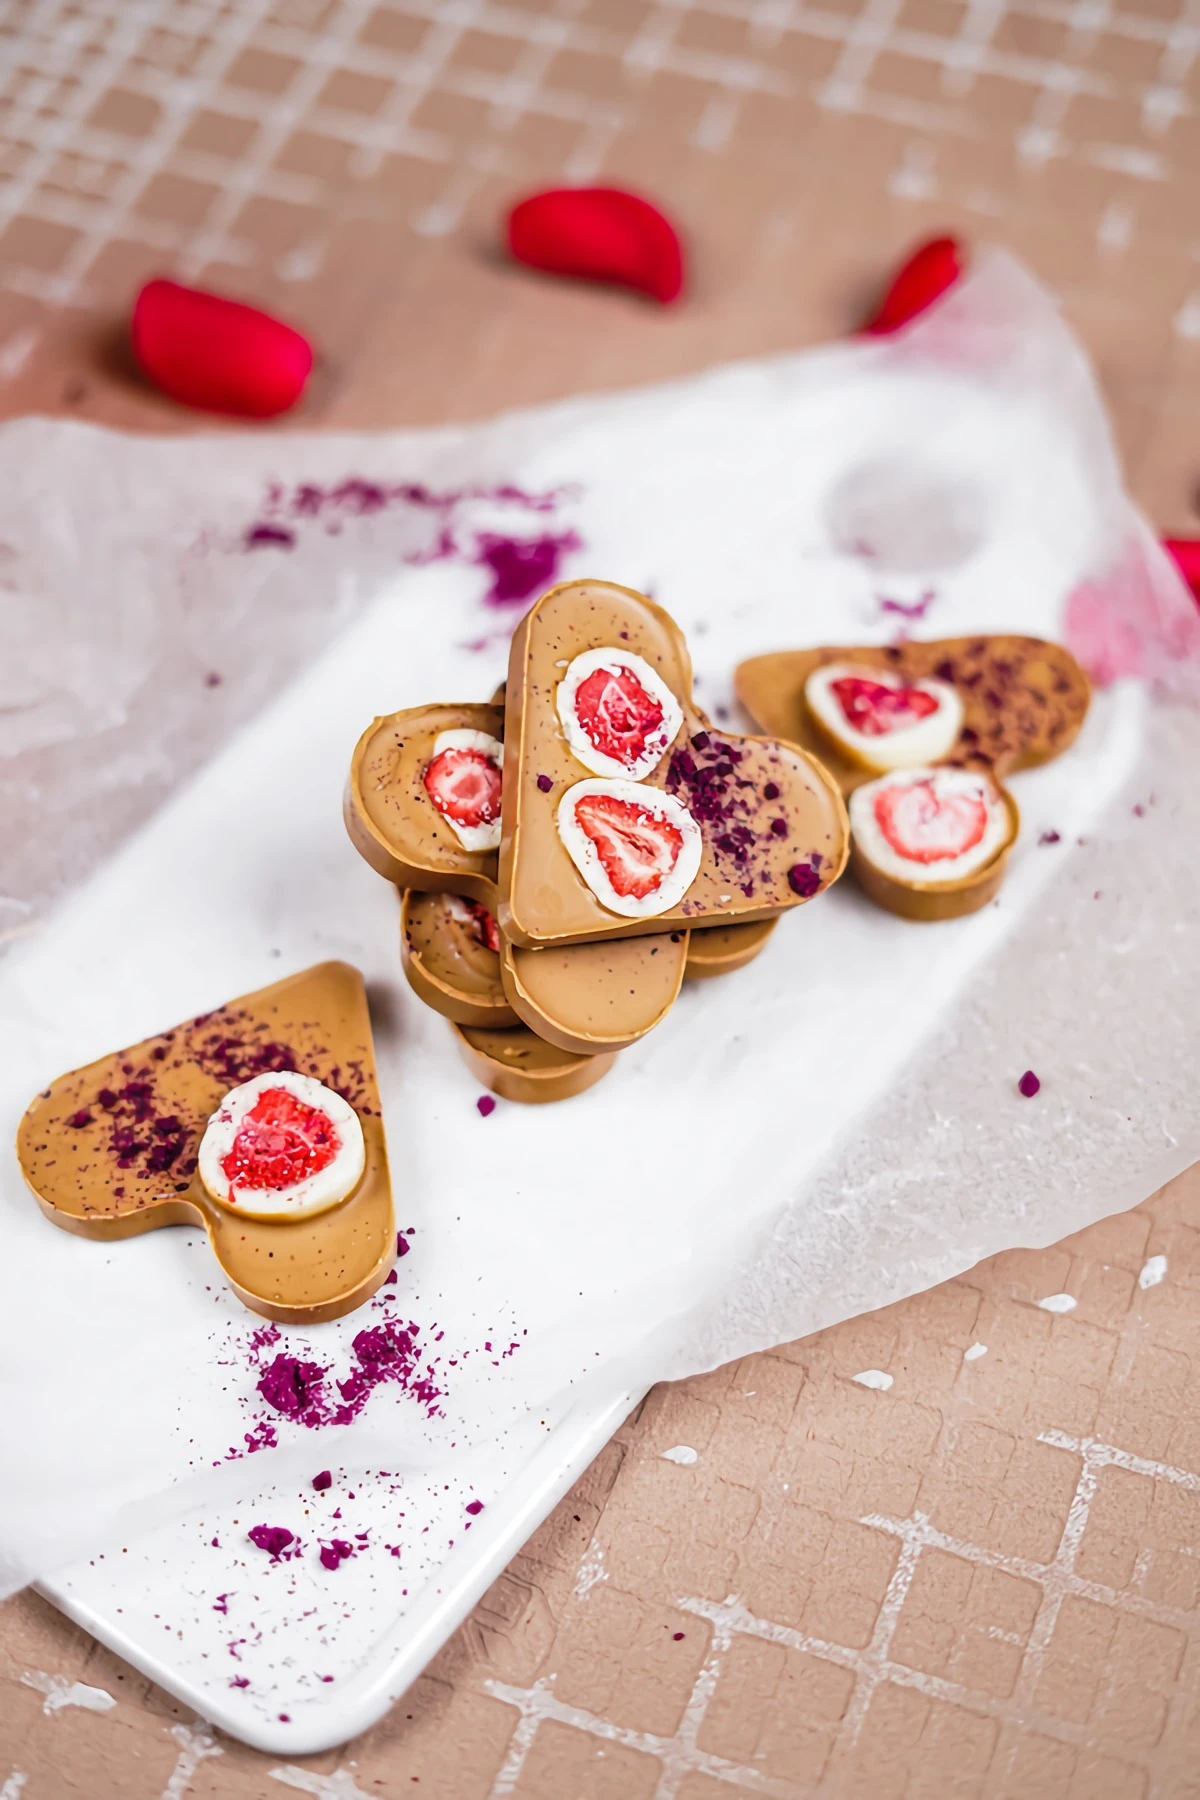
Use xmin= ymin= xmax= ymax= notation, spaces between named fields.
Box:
xmin=556 ymin=648 xmax=683 ymax=780
xmin=557 ymin=778 xmax=702 ymax=918
xmin=197 ymin=1070 xmax=365 ymax=1220
xmin=806 ymin=663 xmax=963 ymax=772
xmin=850 ymin=766 xmax=1011 ymax=885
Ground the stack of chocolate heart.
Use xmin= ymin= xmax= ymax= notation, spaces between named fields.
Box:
xmin=345 ymin=580 xmax=851 ymax=1102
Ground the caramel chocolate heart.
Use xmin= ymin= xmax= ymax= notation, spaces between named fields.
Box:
xmin=18 ymin=962 xmax=394 ymax=1323
xmin=499 ymin=581 xmax=849 ymax=949
xmin=347 ymin=701 xmax=691 ymax=1057
xmin=735 ymin=636 xmax=1086 ymax=921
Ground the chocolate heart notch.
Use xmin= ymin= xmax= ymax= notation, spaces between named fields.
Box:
xmin=735 ymin=636 xmax=1087 ymax=920
xmin=347 ymin=701 xmax=691 ymax=1057
xmin=18 ymin=962 xmax=395 ymax=1323
xmin=499 ymin=580 xmax=850 ymax=948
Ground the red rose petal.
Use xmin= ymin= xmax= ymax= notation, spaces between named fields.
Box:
xmin=506 ymin=187 xmax=684 ymax=304
xmin=863 ymin=235 xmax=965 ymax=335
xmin=131 ymin=279 xmax=313 ymax=418
xmin=1163 ymin=537 xmax=1200 ymax=600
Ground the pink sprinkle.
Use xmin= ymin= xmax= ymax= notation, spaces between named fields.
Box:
xmin=477 ymin=1094 xmax=496 ymax=1118
xmin=247 ymin=1524 xmax=294 ymax=1559
xmin=1018 ymin=1070 xmax=1041 ymax=1098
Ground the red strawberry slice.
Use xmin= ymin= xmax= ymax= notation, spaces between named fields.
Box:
xmin=221 ymin=1086 xmax=340 ymax=1192
xmin=458 ymin=899 xmax=501 ymax=953
xmin=830 ymin=676 xmax=940 ymax=738
xmin=874 ymin=777 xmax=987 ymax=865
xmin=574 ymin=665 xmax=666 ymax=768
xmin=572 ymin=792 xmax=683 ymax=900
xmin=424 ymin=746 xmax=501 ymax=830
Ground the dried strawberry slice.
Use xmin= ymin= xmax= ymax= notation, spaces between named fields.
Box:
xmin=449 ymin=896 xmax=501 ymax=954
xmin=874 ymin=776 xmax=987 ymax=864
xmin=830 ymin=676 xmax=940 ymax=738
xmin=221 ymin=1085 xmax=340 ymax=1192
xmin=572 ymin=791 xmax=683 ymax=899
xmin=574 ymin=665 xmax=665 ymax=767
xmin=424 ymin=747 xmax=501 ymax=831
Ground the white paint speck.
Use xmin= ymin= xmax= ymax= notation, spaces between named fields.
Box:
xmin=1037 ymin=1293 xmax=1077 ymax=1314
xmin=1138 ymin=1255 xmax=1168 ymax=1290
xmin=573 ymin=1542 xmax=608 ymax=1600
xmin=1096 ymin=202 xmax=1132 ymax=252
xmin=1 ymin=1774 xmax=28 ymax=1800
xmin=1174 ymin=294 xmax=1200 ymax=340
xmin=963 ymin=1342 xmax=988 ymax=1362
xmin=21 ymin=1670 xmax=116 ymax=1716
xmin=0 ymin=327 xmax=37 ymax=382
xmin=163 ymin=1721 xmax=222 ymax=1799
xmin=853 ymin=1369 xmax=894 ymax=1391
xmin=271 ymin=1769 xmax=372 ymax=1799
xmin=661 ymin=1445 xmax=698 ymax=1465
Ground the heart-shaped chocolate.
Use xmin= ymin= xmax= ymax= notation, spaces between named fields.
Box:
xmin=499 ymin=581 xmax=850 ymax=949
xmin=735 ymin=636 xmax=1087 ymax=921
xmin=18 ymin=962 xmax=394 ymax=1323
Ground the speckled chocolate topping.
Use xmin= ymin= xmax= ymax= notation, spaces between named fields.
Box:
xmin=18 ymin=962 xmax=394 ymax=1324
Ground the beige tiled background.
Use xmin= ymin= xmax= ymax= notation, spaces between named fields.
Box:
xmin=3 ymin=1 xmax=1200 ymax=1795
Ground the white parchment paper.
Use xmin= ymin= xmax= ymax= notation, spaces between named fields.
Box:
xmin=1 ymin=253 xmax=1198 ymax=1599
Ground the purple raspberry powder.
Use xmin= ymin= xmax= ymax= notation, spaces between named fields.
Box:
xmin=474 ymin=530 xmax=583 ymax=607
xmin=230 ymin=1676 xmax=250 ymax=1689
xmin=319 ymin=1539 xmax=354 ymax=1571
xmin=787 ymin=862 xmax=821 ymax=898
xmin=257 ymin=1353 xmax=328 ymax=1422
xmin=67 ymin=1109 xmax=92 ymax=1128
xmin=248 ymin=1525 xmax=294 ymax=1560
xmin=465 ymin=1499 xmax=484 ymax=1516
xmin=770 ymin=817 xmax=788 ymax=838
xmin=396 ymin=1232 xmax=411 ymax=1256
xmin=477 ymin=1094 xmax=496 ymax=1118
xmin=1018 ymin=1070 xmax=1041 ymax=1098
xmin=1038 ymin=830 xmax=1061 ymax=846
xmin=536 ymin=773 xmax=553 ymax=793
xmin=763 ymin=782 xmax=779 ymax=800
xmin=312 ymin=1470 xmax=332 ymax=1491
